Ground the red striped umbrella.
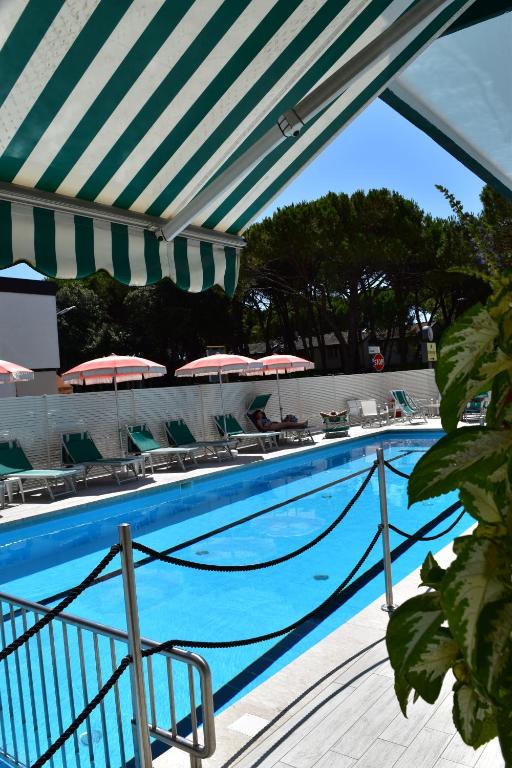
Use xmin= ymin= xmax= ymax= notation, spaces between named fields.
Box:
xmin=62 ymin=354 xmax=166 ymax=452
xmin=0 ymin=359 xmax=34 ymax=385
xmin=175 ymin=354 xmax=262 ymax=434
xmin=62 ymin=354 xmax=166 ymax=386
xmin=249 ymin=354 xmax=314 ymax=419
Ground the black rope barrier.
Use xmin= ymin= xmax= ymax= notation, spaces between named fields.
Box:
xmin=383 ymin=460 xmax=411 ymax=480
xmin=38 ymin=464 xmax=376 ymax=607
xmin=142 ymin=525 xmax=383 ymax=657
xmin=29 ymin=524 xmax=384 ymax=768
xmin=31 ymin=654 xmax=132 ymax=768
xmin=0 ymin=544 xmax=121 ymax=663
xmin=131 ymin=464 xmax=377 ymax=573
xmin=389 ymin=508 xmax=467 ymax=542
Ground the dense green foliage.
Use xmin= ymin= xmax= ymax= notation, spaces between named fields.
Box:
xmin=386 ymin=187 xmax=512 ymax=764
xmin=55 ymin=186 xmax=500 ymax=378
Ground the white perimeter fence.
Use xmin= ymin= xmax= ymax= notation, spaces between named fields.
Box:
xmin=0 ymin=369 xmax=439 ymax=469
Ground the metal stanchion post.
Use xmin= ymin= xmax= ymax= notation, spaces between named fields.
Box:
xmin=376 ymin=449 xmax=397 ymax=613
xmin=119 ymin=524 xmax=153 ymax=768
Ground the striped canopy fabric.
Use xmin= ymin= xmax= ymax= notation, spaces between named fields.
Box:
xmin=0 ymin=0 xmax=474 ymax=290
xmin=0 ymin=198 xmax=239 ymax=293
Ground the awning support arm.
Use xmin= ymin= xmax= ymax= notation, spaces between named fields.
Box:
xmin=160 ymin=0 xmax=472 ymax=242
xmin=0 ymin=182 xmax=245 ymax=250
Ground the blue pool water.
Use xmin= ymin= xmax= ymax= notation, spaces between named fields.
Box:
xmin=0 ymin=431 xmax=468 ymax=767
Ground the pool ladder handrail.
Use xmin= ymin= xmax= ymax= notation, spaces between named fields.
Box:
xmin=0 ymin=579 xmax=215 ymax=768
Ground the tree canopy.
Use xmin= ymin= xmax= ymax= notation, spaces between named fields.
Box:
xmin=55 ymin=185 xmax=509 ymax=379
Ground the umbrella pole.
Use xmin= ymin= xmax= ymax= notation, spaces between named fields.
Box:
xmin=114 ymin=377 xmax=123 ymax=455
xmin=219 ymin=374 xmax=227 ymax=436
xmin=276 ymin=372 xmax=284 ymax=421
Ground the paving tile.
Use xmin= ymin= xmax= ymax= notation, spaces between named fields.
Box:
xmin=235 ymin=684 xmax=356 ymax=768
xmin=311 ymin=752 xmax=356 ymax=768
xmin=228 ymin=713 xmax=270 ymax=737
xmin=280 ymin=674 xmax=391 ymax=768
xmin=474 ymin=739 xmax=505 ymax=768
xmin=392 ymin=727 xmax=452 ymax=768
xmin=333 ymin=642 xmax=391 ymax=688
xmin=426 ymin=690 xmax=456 ymax=735
xmin=380 ymin=692 xmax=439 ymax=747
xmin=441 ymin=734 xmax=484 ymax=767
xmin=353 ymin=738 xmax=405 ymax=767
xmin=332 ymin=684 xmax=402 ymax=758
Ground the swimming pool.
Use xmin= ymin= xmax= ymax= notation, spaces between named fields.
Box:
xmin=0 ymin=430 xmax=468 ymax=768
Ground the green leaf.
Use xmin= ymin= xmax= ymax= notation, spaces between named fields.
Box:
xmin=441 ymin=537 xmax=508 ymax=665
xmin=476 ymin=599 xmax=512 ymax=699
xmin=386 ymin=592 xmax=445 ymax=714
xmin=459 ymin=480 xmax=506 ymax=524
xmin=386 ymin=592 xmax=444 ymax=716
xmin=436 ymin=304 xmax=500 ymax=431
xmin=420 ymin=552 xmax=446 ymax=588
xmin=453 ymin=683 xmax=497 ymax=747
xmin=407 ymin=627 xmax=459 ymax=705
xmin=394 ymin=673 xmax=412 ymax=717
xmin=408 ymin=427 xmax=512 ymax=504
xmin=486 ymin=370 xmax=512 ymax=427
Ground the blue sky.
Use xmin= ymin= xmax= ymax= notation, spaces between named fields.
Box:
xmin=2 ymin=98 xmax=484 ymax=281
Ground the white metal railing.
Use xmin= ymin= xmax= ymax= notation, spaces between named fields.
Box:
xmin=0 ymin=528 xmax=215 ymax=768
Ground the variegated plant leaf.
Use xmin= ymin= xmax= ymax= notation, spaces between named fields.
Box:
xmin=486 ymin=370 xmax=512 ymax=428
xmin=441 ymin=537 xmax=508 ymax=666
xmin=407 ymin=627 xmax=458 ymax=705
xmin=420 ymin=552 xmax=445 ymax=588
xmin=408 ymin=427 xmax=512 ymax=504
xmin=394 ymin=674 xmax=412 ymax=717
xmin=476 ymin=599 xmax=512 ymax=699
xmin=386 ymin=592 xmax=444 ymax=714
xmin=459 ymin=480 xmax=506 ymax=524
xmin=488 ymin=273 xmax=512 ymax=329
xmin=436 ymin=304 xmax=500 ymax=431
xmin=453 ymin=683 xmax=497 ymax=747
xmin=450 ymin=349 xmax=511 ymax=432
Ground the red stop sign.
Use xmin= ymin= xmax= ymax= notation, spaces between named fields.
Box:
xmin=372 ymin=353 xmax=384 ymax=372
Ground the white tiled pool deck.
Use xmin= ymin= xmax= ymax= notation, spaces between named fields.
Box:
xmin=153 ymin=533 xmax=501 ymax=768
xmin=1 ymin=420 xmax=501 ymax=768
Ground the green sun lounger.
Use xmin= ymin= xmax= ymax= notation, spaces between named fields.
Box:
xmin=320 ymin=412 xmax=349 ymax=438
xmin=214 ymin=414 xmax=279 ymax=452
xmin=127 ymin=424 xmax=199 ymax=472
xmin=62 ymin=431 xmax=144 ymax=485
xmin=462 ymin=393 xmax=489 ymax=424
xmin=390 ymin=390 xmax=428 ymax=423
xmin=246 ymin=394 xmax=314 ymax=444
xmin=0 ymin=439 xmax=82 ymax=501
xmin=165 ymin=419 xmax=235 ymax=460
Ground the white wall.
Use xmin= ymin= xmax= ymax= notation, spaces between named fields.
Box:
xmin=0 ymin=290 xmax=60 ymax=369
xmin=0 ymin=369 xmax=439 ymax=469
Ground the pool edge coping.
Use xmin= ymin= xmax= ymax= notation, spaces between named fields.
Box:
xmin=0 ymin=424 xmax=442 ymax=534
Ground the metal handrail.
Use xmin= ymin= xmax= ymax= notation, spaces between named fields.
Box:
xmin=0 ymin=588 xmax=216 ymax=767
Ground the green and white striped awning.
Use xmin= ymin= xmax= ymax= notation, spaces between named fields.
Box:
xmin=0 ymin=0 xmax=476 ymax=291
xmin=0 ymin=198 xmax=239 ymax=294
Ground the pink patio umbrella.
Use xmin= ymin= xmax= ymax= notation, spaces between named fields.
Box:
xmin=175 ymin=353 xmax=262 ymax=434
xmin=252 ymin=354 xmax=314 ymax=420
xmin=0 ymin=359 xmax=34 ymax=385
xmin=62 ymin=354 xmax=166 ymax=452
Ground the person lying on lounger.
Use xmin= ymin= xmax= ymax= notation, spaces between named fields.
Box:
xmin=252 ymin=410 xmax=308 ymax=432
